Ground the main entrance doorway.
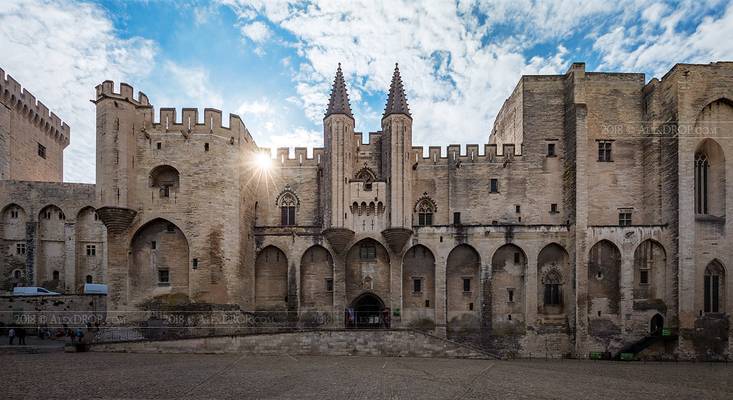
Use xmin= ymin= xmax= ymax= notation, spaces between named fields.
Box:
xmin=346 ymin=292 xmax=389 ymax=329
xmin=650 ymin=314 xmax=664 ymax=335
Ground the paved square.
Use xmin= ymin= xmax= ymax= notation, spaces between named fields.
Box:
xmin=3 ymin=353 xmax=732 ymax=399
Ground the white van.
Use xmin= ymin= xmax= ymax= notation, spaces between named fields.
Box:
xmin=12 ymin=287 xmax=61 ymax=296
xmin=82 ymin=283 xmax=108 ymax=295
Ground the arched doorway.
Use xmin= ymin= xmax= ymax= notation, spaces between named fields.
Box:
xmin=650 ymin=314 xmax=664 ymax=335
xmin=347 ymin=292 xmax=388 ymax=329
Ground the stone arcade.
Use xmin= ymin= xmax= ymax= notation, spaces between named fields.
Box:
xmin=1 ymin=61 xmax=733 ymax=359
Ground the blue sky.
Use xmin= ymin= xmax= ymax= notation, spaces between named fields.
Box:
xmin=1 ymin=0 xmax=732 ymax=183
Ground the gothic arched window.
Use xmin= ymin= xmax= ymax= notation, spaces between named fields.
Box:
xmin=695 ymin=152 xmax=709 ymax=214
xmin=279 ymin=193 xmax=297 ymax=226
xmin=355 ymin=168 xmax=376 ymax=191
xmin=543 ymin=270 xmax=562 ymax=305
xmin=704 ymin=261 xmax=725 ymax=313
xmin=415 ymin=196 xmax=436 ymax=227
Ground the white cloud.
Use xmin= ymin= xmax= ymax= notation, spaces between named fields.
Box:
xmin=226 ymin=0 xmax=573 ymax=147
xmin=226 ymin=0 xmax=732 ymax=150
xmin=241 ymin=21 xmax=272 ymax=44
xmin=237 ymin=98 xmax=274 ymax=115
xmin=0 ymin=0 xmax=156 ymax=183
xmin=593 ymin=1 xmax=733 ymax=78
xmin=162 ymin=61 xmax=224 ymax=110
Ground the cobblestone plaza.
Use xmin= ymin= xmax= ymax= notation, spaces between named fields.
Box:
xmin=3 ymin=353 xmax=732 ymax=399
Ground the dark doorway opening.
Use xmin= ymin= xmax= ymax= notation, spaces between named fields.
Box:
xmin=650 ymin=314 xmax=664 ymax=335
xmin=346 ymin=292 xmax=389 ymax=329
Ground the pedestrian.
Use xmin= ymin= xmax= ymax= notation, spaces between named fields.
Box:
xmin=8 ymin=328 xmax=15 ymax=345
xmin=16 ymin=327 xmax=26 ymax=345
xmin=75 ymin=327 xmax=84 ymax=343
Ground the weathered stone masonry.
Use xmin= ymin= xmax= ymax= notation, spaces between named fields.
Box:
xmin=1 ymin=61 xmax=732 ymax=360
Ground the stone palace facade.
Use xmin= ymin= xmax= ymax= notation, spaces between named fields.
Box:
xmin=1 ymin=61 xmax=732 ymax=359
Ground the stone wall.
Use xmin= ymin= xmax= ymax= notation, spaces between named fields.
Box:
xmin=0 ymin=294 xmax=106 ymax=327
xmin=0 ymin=67 xmax=68 ymax=182
xmin=0 ymin=181 xmax=104 ymax=293
xmin=89 ymin=329 xmax=488 ymax=359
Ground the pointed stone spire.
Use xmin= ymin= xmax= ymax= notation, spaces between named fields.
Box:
xmin=324 ymin=63 xmax=353 ymax=119
xmin=383 ymin=63 xmax=411 ymax=119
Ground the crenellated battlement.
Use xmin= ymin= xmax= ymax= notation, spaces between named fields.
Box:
xmin=0 ymin=67 xmax=70 ymax=146
xmin=258 ymin=147 xmax=326 ymax=167
xmin=149 ymin=107 xmax=252 ymax=143
xmin=352 ymin=131 xmax=383 ymax=145
xmin=95 ymin=81 xmax=256 ymax=146
xmin=409 ymin=143 xmax=522 ymax=165
xmin=95 ymin=80 xmax=150 ymax=107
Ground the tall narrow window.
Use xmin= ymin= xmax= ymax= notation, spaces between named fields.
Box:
xmin=695 ymin=152 xmax=709 ymax=214
xmin=453 ymin=212 xmax=461 ymax=225
xmin=543 ymin=270 xmax=562 ymax=306
xmin=490 ymin=178 xmax=499 ymax=193
xmin=598 ymin=141 xmax=612 ymax=162
xmin=277 ymin=188 xmax=298 ymax=226
xmin=547 ymin=143 xmax=556 ymax=157
xmin=704 ymin=262 xmax=725 ymax=313
xmin=417 ymin=200 xmax=434 ymax=226
xmin=38 ymin=143 xmax=46 ymax=159
xmin=279 ymin=193 xmax=297 ymax=226
xmin=463 ymin=278 xmax=471 ymax=292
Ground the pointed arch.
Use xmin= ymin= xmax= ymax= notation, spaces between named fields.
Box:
xmin=75 ymin=207 xmax=106 ymax=289
xmin=633 ymin=239 xmax=666 ymax=300
xmin=130 ymin=218 xmax=189 ymax=299
xmin=355 ymin=166 xmax=376 ymax=182
xmin=538 ymin=243 xmax=571 ymax=315
xmin=694 ymin=138 xmax=725 ymax=216
xmin=37 ymin=204 xmax=66 ymax=291
xmin=149 ymin=165 xmax=180 ymax=198
xmin=414 ymin=193 xmax=437 ymax=226
xmin=345 ymin=238 xmax=390 ymax=304
xmin=588 ymin=240 xmax=621 ymax=315
xmin=255 ymin=245 xmax=288 ymax=311
xmin=703 ymin=259 xmax=726 ymax=314
xmin=1 ymin=203 xmax=27 ymax=240
xmin=276 ymin=185 xmax=299 ymax=226
xmin=491 ymin=244 xmax=527 ymax=324
xmin=402 ymin=245 xmax=436 ymax=326
xmin=446 ymin=244 xmax=480 ymax=337
xmin=300 ymin=245 xmax=334 ymax=309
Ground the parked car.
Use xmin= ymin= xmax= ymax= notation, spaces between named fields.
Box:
xmin=81 ymin=283 xmax=108 ymax=295
xmin=12 ymin=287 xmax=61 ymax=296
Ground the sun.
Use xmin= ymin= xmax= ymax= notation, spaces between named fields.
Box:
xmin=255 ymin=152 xmax=272 ymax=171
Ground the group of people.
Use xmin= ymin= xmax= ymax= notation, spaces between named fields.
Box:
xmin=7 ymin=327 xmax=27 ymax=345
xmin=344 ymin=307 xmax=391 ymax=328
xmin=6 ymin=324 xmax=86 ymax=345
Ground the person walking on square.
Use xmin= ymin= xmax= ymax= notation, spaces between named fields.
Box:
xmin=8 ymin=328 xmax=15 ymax=345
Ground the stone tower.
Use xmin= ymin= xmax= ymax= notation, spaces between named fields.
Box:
xmin=322 ymin=64 xmax=357 ymax=252
xmin=93 ymin=81 xmax=150 ymax=308
xmin=380 ymin=64 xmax=413 ymax=253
